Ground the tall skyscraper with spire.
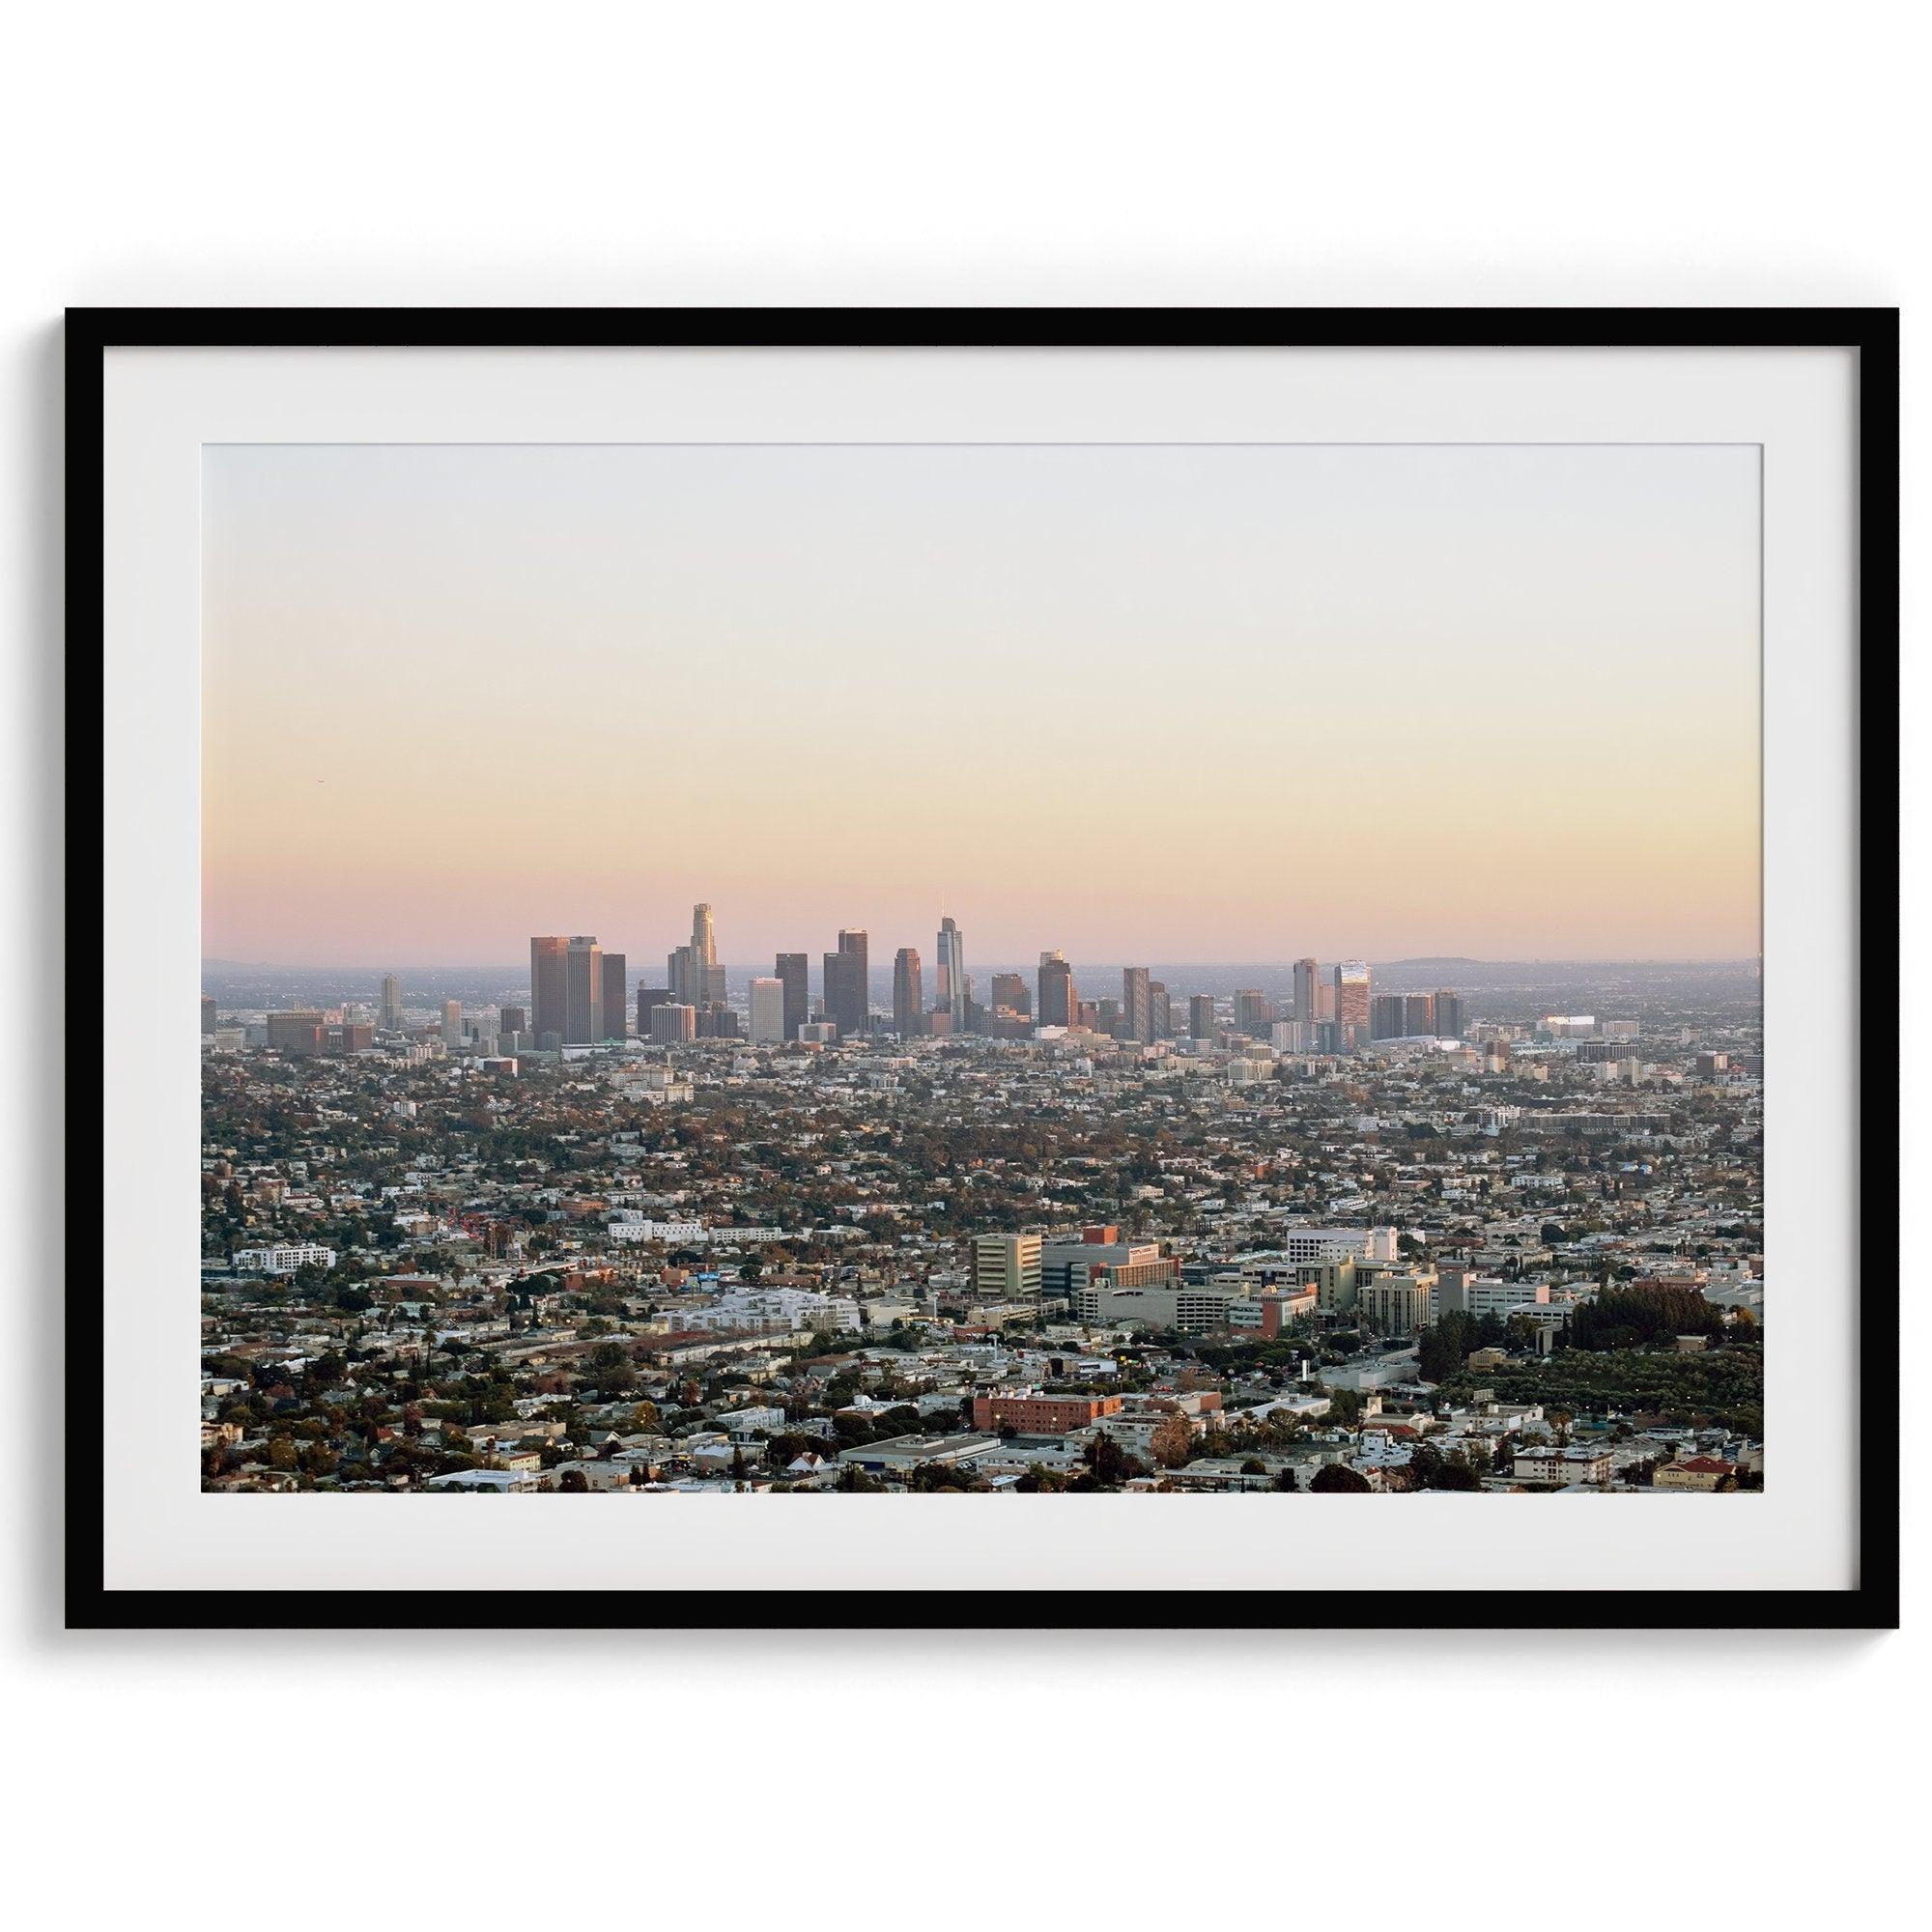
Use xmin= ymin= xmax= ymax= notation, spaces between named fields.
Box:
xmin=694 ymin=902 xmax=725 ymax=1008
xmin=696 ymin=904 xmax=726 ymax=1012
xmin=669 ymin=902 xmax=726 ymax=1011
xmin=935 ymin=916 xmax=967 ymax=1031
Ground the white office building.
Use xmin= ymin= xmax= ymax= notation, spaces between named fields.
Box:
xmin=749 ymin=976 xmax=786 ymax=1043
xmin=233 ymin=1243 xmax=338 ymax=1276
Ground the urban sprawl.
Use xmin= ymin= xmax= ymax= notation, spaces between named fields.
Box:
xmin=201 ymin=907 xmax=1764 ymax=1495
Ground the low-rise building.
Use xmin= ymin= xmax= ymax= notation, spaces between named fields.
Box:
xmin=971 ymin=1390 xmax=1123 ymax=1434
xmin=1653 ymin=1455 xmax=1740 ymax=1491
xmin=1513 ymin=1446 xmax=1612 ymax=1486
xmin=836 ymin=1432 xmax=1001 ymax=1475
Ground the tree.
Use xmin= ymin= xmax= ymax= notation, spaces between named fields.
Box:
xmin=1309 ymin=1462 xmax=1372 ymax=1493
xmin=1415 ymin=1445 xmax=1483 ymax=1492
xmin=1418 ymin=1310 xmax=1477 ymax=1382
xmin=557 ymin=1467 xmax=589 ymax=1492
xmin=1014 ymin=1463 xmax=1068 ymax=1493
xmin=1082 ymin=1432 xmax=1146 ymax=1487
xmin=1149 ymin=1411 xmax=1194 ymax=1469
xmin=1324 ymin=1386 xmax=1366 ymax=1427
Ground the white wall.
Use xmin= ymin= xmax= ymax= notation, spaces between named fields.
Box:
xmin=2 ymin=4 xmax=1920 ymax=1928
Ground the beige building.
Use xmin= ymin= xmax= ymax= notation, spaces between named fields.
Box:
xmin=1356 ymin=1268 xmax=1438 ymax=1337
xmin=972 ymin=1233 xmax=1042 ymax=1309
xmin=1513 ymin=1446 xmax=1612 ymax=1486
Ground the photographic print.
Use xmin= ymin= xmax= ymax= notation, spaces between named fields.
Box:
xmin=197 ymin=437 xmax=1768 ymax=1501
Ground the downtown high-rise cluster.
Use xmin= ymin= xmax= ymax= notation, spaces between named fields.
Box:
xmin=515 ymin=908 xmax=1466 ymax=1054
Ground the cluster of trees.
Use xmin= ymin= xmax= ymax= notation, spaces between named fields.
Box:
xmin=1416 ymin=1308 xmax=1520 ymax=1381
xmin=1438 ymin=1344 xmax=1762 ymax=1439
xmin=1400 ymin=1441 xmax=1492 ymax=1490
xmin=1568 ymin=1281 xmax=1729 ymax=1351
xmin=829 ymin=1404 xmax=925 ymax=1448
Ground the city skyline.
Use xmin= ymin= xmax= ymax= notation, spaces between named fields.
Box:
xmin=203 ymin=442 xmax=1760 ymax=964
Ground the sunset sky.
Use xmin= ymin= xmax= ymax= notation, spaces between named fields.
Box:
xmin=201 ymin=441 xmax=1760 ymax=967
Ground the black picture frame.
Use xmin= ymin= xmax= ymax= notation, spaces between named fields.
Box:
xmin=69 ymin=306 xmax=1899 ymax=1632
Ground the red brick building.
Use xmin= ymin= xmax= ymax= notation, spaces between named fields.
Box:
xmin=971 ymin=1391 xmax=1123 ymax=1435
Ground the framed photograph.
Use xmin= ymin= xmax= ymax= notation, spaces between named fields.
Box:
xmin=74 ymin=308 xmax=1896 ymax=1630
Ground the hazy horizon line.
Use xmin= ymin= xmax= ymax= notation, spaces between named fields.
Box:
xmin=203 ymin=952 xmax=1763 ymax=973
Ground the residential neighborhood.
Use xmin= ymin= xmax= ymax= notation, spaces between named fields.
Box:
xmin=199 ymin=951 xmax=1763 ymax=1496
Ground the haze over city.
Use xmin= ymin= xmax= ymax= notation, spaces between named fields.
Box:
xmin=202 ymin=441 xmax=1760 ymax=965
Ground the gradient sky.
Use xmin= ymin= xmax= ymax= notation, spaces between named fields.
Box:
xmin=202 ymin=441 xmax=1760 ymax=966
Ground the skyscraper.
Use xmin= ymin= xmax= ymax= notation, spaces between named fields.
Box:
xmin=775 ymin=953 xmax=809 ymax=1040
xmin=1149 ymin=981 xmax=1171 ymax=1041
xmin=636 ymin=986 xmax=670 ymax=1036
xmin=564 ymin=935 xmax=602 ymax=1044
xmin=749 ymin=976 xmax=785 ymax=1043
xmin=1293 ymin=958 xmax=1320 ymax=1024
xmin=1434 ymin=989 xmax=1465 ymax=1039
xmin=650 ymin=1003 xmax=696 ymax=1044
xmin=936 ymin=916 xmax=967 ymax=1031
xmin=1371 ymin=994 xmax=1406 ymax=1040
xmin=825 ymin=928 xmax=868 ymax=1038
xmin=1037 ymin=951 xmax=1075 ymax=1028
xmin=691 ymin=902 xmax=726 ymax=1009
xmin=266 ymin=1010 xmax=325 ymax=1054
xmin=1234 ymin=989 xmax=1275 ymax=1037
xmin=201 ymin=994 xmax=217 ymax=1035
xmin=894 ymin=948 xmax=924 ymax=1036
xmin=1334 ymin=960 xmax=1372 ymax=1031
xmin=442 ymin=999 xmax=463 ymax=1047
xmin=989 ymin=972 xmax=1031 ymax=1017
xmin=600 ymin=952 xmax=628 ymax=1040
xmin=1122 ymin=966 xmax=1152 ymax=1044
xmin=530 ymin=936 xmax=569 ymax=1045
xmin=822 ymin=949 xmax=852 ymax=1037
xmin=379 ymin=973 xmax=401 ymax=1031
xmin=668 ymin=944 xmax=697 ymax=1009
xmin=1189 ymin=993 xmax=1216 ymax=1039
xmin=1405 ymin=992 xmax=1436 ymax=1038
